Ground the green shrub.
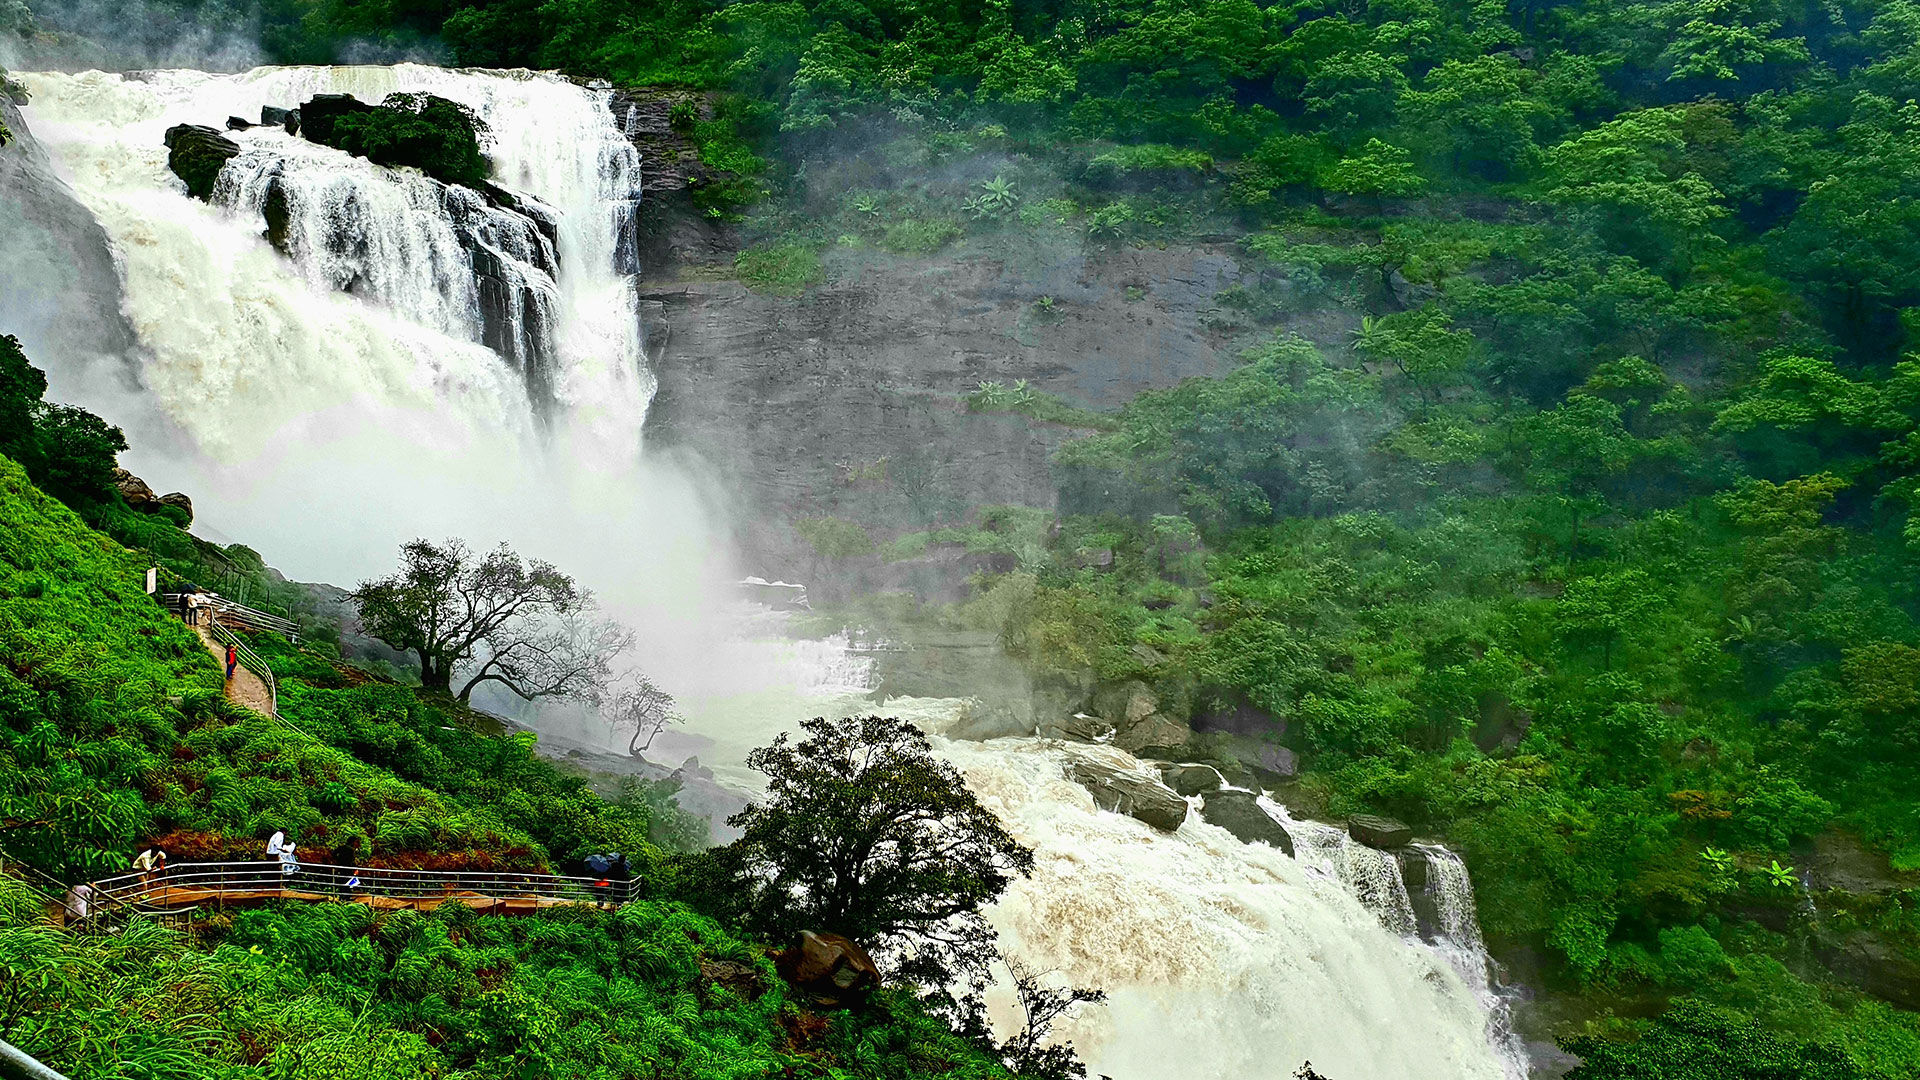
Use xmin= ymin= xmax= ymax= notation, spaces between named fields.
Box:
xmin=735 ymin=241 xmax=823 ymax=295
xmin=309 ymin=93 xmax=491 ymax=189
xmin=882 ymin=218 xmax=963 ymax=256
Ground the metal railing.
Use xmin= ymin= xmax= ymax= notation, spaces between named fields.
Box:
xmin=161 ymin=594 xmax=301 ymax=640
xmin=1 ymin=1039 xmax=72 ymax=1080
xmin=209 ymin=610 xmax=280 ymax=719
xmin=89 ymin=861 xmax=638 ymax=910
xmin=0 ymin=847 xmax=193 ymax=933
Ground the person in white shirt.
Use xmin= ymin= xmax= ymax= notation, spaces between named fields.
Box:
xmin=265 ymin=830 xmax=285 ymax=859
xmin=64 ymin=883 xmax=92 ymax=925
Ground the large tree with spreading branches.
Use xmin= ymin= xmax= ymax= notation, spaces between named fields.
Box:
xmin=353 ymin=538 xmax=631 ymax=703
xmin=729 ymin=714 xmax=1035 ymax=988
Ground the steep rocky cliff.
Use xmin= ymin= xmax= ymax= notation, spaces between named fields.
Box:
xmin=0 ymin=92 xmax=139 ymax=379
xmin=638 ymin=232 xmax=1257 ymax=591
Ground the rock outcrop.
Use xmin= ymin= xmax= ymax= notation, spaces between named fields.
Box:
xmin=163 ymin=124 xmax=240 ymax=201
xmin=111 ymin=468 xmax=193 ymax=524
xmin=1068 ymin=757 xmax=1189 ymax=832
xmin=1161 ymin=763 xmax=1223 ymax=796
xmin=1348 ymin=814 xmax=1414 ymax=850
xmin=775 ymin=930 xmax=881 ymax=1008
xmin=1040 ymin=713 xmax=1113 ymax=743
xmin=1 ymin=93 xmax=140 ymax=367
xmin=1199 ymin=790 xmax=1295 ymax=854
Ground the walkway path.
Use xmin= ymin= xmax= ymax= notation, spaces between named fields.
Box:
xmin=192 ymin=624 xmax=274 ymax=715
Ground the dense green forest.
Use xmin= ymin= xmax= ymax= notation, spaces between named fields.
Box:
xmin=8 ymin=0 xmax=1920 ymax=1073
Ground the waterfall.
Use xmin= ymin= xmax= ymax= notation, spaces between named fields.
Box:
xmin=17 ymin=65 xmax=649 ymax=463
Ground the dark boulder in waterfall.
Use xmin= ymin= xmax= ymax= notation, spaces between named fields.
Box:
xmin=163 ymin=124 xmax=240 ymax=200
xmin=293 ymin=93 xmax=375 ymax=145
xmin=774 ymin=931 xmax=881 ymax=1008
xmin=1068 ymin=757 xmax=1189 ymax=831
xmin=1348 ymin=814 xmax=1414 ymax=850
xmin=259 ymin=105 xmax=295 ymax=130
xmin=225 ymin=116 xmax=252 ymax=131
xmin=1161 ymin=763 xmax=1223 ymax=796
xmin=1200 ymin=790 xmax=1295 ymax=855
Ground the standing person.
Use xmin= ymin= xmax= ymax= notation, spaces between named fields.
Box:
xmin=225 ymin=644 xmax=238 ymax=682
xmin=132 ymin=846 xmax=163 ymax=891
xmin=265 ymin=829 xmax=285 ymax=860
xmin=64 ymin=882 xmax=92 ymax=927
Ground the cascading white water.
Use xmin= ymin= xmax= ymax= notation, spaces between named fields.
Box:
xmin=14 ymin=62 xmax=1525 ymax=1080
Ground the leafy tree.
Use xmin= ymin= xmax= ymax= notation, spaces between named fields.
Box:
xmin=353 ymin=538 xmax=630 ymax=702
xmin=728 ymin=714 xmax=1035 ymax=986
xmin=1557 ymin=569 xmax=1662 ymax=669
xmin=1321 ymin=138 xmax=1427 ymax=200
xmin=0 ymin=335 xmax=126 ymax=505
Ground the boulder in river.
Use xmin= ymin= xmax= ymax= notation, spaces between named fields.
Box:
xmin=1199 ymin=790 xmax=1294 ymax=855
xmin=1069 ymin=758 xmax=1188 ymax=832
xmin=1040 ymin=712 xmax=1113 ymax=743
xmin=775 ymin=930 xmax=880 ymax=1009
xmin=1160 ymin=763 xmax=1223 ymax=796
xmin=1348 ymin=814 xmax=1414 ymax=850
xmin=163 ymin=124 xmax=240 ymax=200
xmin=1113 ymin=710 xmax=1190 ymax=754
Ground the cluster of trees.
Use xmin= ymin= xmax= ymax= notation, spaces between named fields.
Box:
xmin=0 ymin=334 xmax=124 ymax=506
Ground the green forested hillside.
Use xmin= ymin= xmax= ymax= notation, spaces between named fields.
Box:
xmin=0 ymin=452 xmax=1015 ymax=1079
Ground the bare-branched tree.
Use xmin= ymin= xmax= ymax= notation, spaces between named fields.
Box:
xmin=997 ymin=956 xmax=1107 ymax=1079
xmin=604 ymin=673 xmax=681 ymax=756
xmin=353 ymin=538 xmax=631 ymax=703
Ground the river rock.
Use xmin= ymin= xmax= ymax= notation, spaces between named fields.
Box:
xmin=1069 ymin=758 xmax=1188 ymax=832
xmin=947 ymin=699 xmax=1035 ymax=741
xmin=1253 ymin=745 xmax=1299 ymax=783
xmin=775 ymin=930 xmax=880 ymax=1008
xmin=1160 ymin=763 xmax=1223 ymax=796
xmin=1114 ymin=711 xmax=1191 ymax=754
xmin=1199 ymin=790 xmax=1294 ymax=855
xmin=163 ymin=124 xmax=240 ymax=200
xmin=1039 ymin=713 xmax=1113 ymax=743
xmin=225 ymin=115 xmax=252 ymax=131
xmin=1348 ymin=814 xmax=1413 ymax=850
xmin=293 ymin=93 xmax=375 ymax=145
xmin=259 ymin=105 xmax=295 ymax=129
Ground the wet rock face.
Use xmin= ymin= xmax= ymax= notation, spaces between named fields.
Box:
xmin=775 ymin=931 xmax=881 ymax=1008
xmin=638 ymin=242 xmax=1257 ymax=589
xmin=163 ymin=124 xmax=241 ymax=200
xmin=1068 ymin=757 xmax=1189 ymax=832
xmin=1199 ymin=790 xmax=1295 ymax=855
xmin=1348 ymin=814 xmax=1414 ymax=850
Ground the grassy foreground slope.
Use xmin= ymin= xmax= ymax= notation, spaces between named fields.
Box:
xmin=0 ymin=452 xmax=1011 ymax=1079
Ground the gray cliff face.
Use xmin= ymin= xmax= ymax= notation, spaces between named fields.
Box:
xmin=638 ymin=240 xmax=1255 ymax=588
xmin=0 ymin=94 xmax=138 ymax=374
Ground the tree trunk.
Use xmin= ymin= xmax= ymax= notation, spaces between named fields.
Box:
xmin=418 ymin=651 xmax=453 ymax=694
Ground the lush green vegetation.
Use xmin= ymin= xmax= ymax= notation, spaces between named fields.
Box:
xmin=301 ymin=92 xmax=492 ymax=188
xmin=0 ymin=878 xmax=1012 ymax=1079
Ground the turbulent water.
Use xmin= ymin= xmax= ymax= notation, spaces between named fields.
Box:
xmin=14 ymin=64 xmax=1523 ymax=1080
